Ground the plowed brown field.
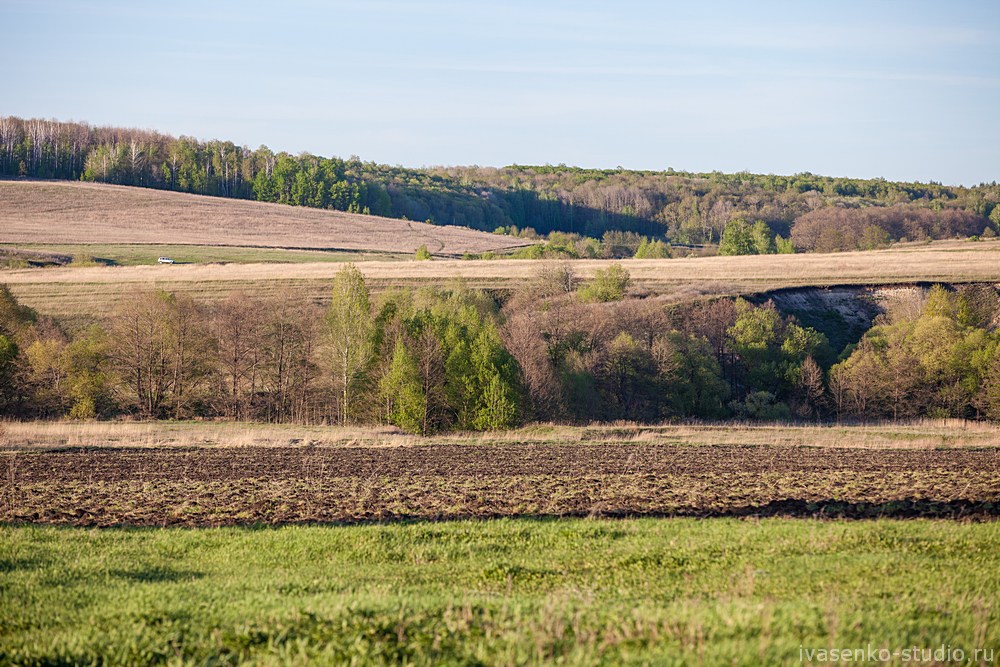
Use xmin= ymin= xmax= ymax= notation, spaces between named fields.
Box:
xmin=4 ymin=444 xmax=998 ymax=526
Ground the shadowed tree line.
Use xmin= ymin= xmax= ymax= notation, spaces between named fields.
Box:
xmin=3 ymin=267 xmax=1000 ymax=430
xmin=2 ymin=116 xmax=998 ymax=249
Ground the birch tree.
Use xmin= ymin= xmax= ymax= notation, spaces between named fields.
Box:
xmin=324 ymin=264 xmax=373 ymax=424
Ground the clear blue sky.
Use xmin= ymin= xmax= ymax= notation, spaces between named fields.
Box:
xmin=2 ymin=0 xmax=998 ymax=185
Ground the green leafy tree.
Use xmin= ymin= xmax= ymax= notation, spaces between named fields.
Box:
xmin=380 ymin=338 xmax=426 ymax=434
xmin=989 ymin=205 xmax=1000 ymax=230
xmin=731 ymin=391 xmax=792 ymax=420
xmin=473 ymin=372 xmax=519 ymax=430
xmin=858 ymin=225 xmax=892 ymax=250
xmin=324 ymin=265 xmax=374 ymax=424
xmin=578 ymin=264 xmax=631 ymax=302
xmin=559 ymin=350 xmax=601 ymax=422
xmin=64 ymin=326 xmax=113 ymax=419
xmin=634 ymin=237 xmax=672 ymax=259
xmin=469 ymin=327 xmax=520 ymax=430
xmin=829 ymin=286 xmax=1000 ymax=420
xmin=0 ymin=334 xmax=18 ymax=415
xmin=24 ymin=337 xmax=69 ymax=417
xmin=373 ymin=286 xmax=520 ymax=433
xmin=599 ymin=332 xmax=661 ymax=421
xmin=510 ymin=244 xmax=546 ymax=259
xmin=719 ymin=219 xmax=777 ymax=256
xmin=727 ymin=299 xmax=828 ymax=405
xmin=976 ymin=350 xmax=1000 ymax=419
xmin=654 ymin=332 xmax=730 ymax=419
xmin=751 ymin=220 xmax=776 ymax=254
xmin=415 ymin=245 xmax=432 ymax=261
xmin=775 ymin=235 xmax=795 ymax=254
xmin=718 ymin=218 xmax=756 ymax=256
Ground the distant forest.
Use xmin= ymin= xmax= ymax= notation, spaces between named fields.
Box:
xmin=2 ymin=116 xmax=999 ymax=252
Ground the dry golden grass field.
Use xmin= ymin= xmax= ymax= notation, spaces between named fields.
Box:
xmin=3 ymin=419 xmax=998 ymax=451
xmin=3 ymin=237 xmax=999 ymax=319
xmin=2 ymin=179 xmax=999 ymax=319
xmin=0 ymin=180 xmax=532 ymax=256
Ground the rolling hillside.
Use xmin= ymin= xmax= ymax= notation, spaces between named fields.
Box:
xmin=0 ymin=180 xmax=534 ymax=257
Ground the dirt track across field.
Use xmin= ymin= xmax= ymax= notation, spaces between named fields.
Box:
xmin=3 ymin=444 xmax=998 ymax=526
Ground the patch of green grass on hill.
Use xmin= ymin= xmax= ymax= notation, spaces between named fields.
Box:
xmin=1 ymin=243 xmax=406 ymax=266
xmin=2 ymin=518 xmax=998 ymax=665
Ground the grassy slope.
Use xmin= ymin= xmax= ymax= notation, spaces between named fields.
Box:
xmin=2 ymin=520 xmax=997 ymax=665
xmin=1 ymin=243 xmax=408 ymax=266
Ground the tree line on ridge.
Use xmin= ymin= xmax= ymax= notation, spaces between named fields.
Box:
xmin=2 ymin=115 xmax=998 ymax=252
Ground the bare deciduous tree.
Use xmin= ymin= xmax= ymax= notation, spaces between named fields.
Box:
xmin=500 ymin=309 xmax=561 ymax=419
xmin=109 ymin=291 xmax=172 ymax=417
xmin=213 ymin=293 xmax=264 ymax=420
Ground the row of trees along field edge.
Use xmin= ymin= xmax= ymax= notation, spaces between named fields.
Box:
xmin=2 ymin=264 xmax=1000 ymax=430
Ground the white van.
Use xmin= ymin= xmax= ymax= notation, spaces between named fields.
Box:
xmin=157 ymin=257 xmax=175 ymax=264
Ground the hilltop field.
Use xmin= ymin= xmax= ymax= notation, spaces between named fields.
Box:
xmin=0 ymin=180 xmax=533 ymax=258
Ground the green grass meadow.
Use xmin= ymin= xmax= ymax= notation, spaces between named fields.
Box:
xmin=2 ymin=518 xmax=998 ymax=665
xmin=3 ymin=243 xmax=405 ymax=267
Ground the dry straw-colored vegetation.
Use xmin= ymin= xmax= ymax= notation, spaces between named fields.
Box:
xmin=3 ymin=237 xmax=1000 ymax=318
xmin=3 ymin=419 xmax=998 ymax=451
xmin=0 ymin=180 xmax=532 ymax=256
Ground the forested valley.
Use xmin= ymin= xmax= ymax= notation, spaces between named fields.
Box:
xmin=2 ymin=116 xmax=999 ymax=254
xmin=2 ymin=265 xmax=1000 ymax=431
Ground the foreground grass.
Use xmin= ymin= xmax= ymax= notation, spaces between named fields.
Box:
xmin=1 ymin=519 xmax=998 ymax=665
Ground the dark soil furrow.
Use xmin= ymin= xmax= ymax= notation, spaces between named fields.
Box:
xmin=4 ymin=445 xmax=998 ymax=526
xmin=6 ymin=445 xmax=1000 ymax=483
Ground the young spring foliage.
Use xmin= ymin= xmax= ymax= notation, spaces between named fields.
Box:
xmin=376 ymin=288 xmax=521 ymax=434
xmin=324 ymin=265 xmax=374 ymax=424
xmin=830 ymin=285 xmax=1000 ymax=420
xmin=3 ymin=269 xmax=1000 ymax=427
xmin=577 ymin=264 xmax=631 ymax=302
